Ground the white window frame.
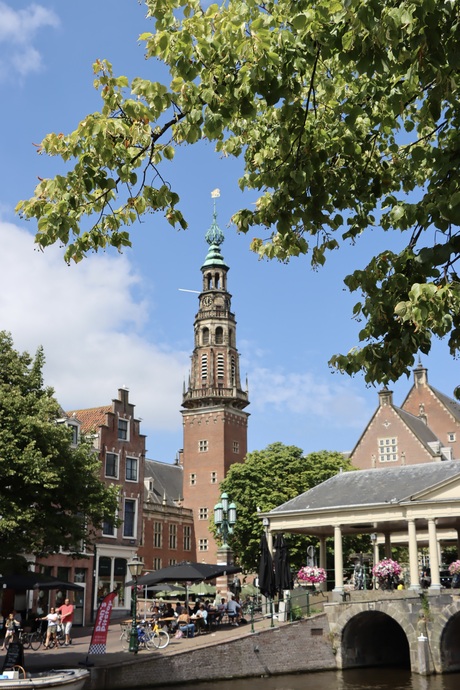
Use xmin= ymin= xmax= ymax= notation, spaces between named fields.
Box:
xmin=122 ymin=498 xmax=137 ymax=538
xmin=199 ymin=539 xmax=208 ymax=552
xmin=102 ymin=510 xmax=117 ymax=538
xmin=118 ymin=417 xmax=129 ymax=442
xmin=210 ymin=471 xmax=217 ymax=484
xmin=199 ymin=439 xmax=208 ymax=452
xmin=378 ymin=437 xmax=398 ymax=463
xmin=190 ymin=473 xmax=196 ymax=486
xmin=125 ymin=456 xmax=138 ymax=482
xmin=105 ymin=452 xmax=119 ymax=479
xmin=199 ymin=507 xmax=208 ymax=520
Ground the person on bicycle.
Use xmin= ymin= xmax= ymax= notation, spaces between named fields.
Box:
xmin=56 ymin=598 xmax=74 ymax=646
xmin=40 ymin=607 xmax=59 ymax=649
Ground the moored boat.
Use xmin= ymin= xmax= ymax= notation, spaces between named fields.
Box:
xmin=0 ymin=668 xmax=89 ymax=690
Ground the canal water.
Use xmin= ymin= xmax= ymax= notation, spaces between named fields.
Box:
xmin=172 ymin=669 xmax=460 ymax=690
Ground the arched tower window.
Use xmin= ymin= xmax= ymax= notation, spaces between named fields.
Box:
xmin=201 ymin=354 xmax=208 ymax=381
xmin=217 ymin=353 xmax=225 ymax=380
xmin=202 ymin=327 xmax=209 ymax=345
xmin=206 ymin=273 xmax=212 ymax=290
xmin=214 ymin=272 xmax=221 ymax=289
xmin=215 ymin=327 xmax=224 ymax=345
xmin=229 ymin=328 xmax=234 ymax=347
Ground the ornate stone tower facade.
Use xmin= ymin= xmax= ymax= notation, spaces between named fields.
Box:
xmin=181 ymin=206 xmax=249 ymax=563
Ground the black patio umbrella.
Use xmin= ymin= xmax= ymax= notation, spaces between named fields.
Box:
xmin=0 ymin=573 xmax=83 ymax=591
xmin=273 ymin=533 xmax=293 ymax=596
xmin=258 ymin=533 xmax=276 ymax=598
xmin=127 ymin=562 xmax=240 ymax=587
xmin=146 ymin=583 xmax=186 ymax=594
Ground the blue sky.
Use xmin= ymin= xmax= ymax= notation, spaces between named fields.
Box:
xmin=0 ymin=1 xmax=458 ymax=462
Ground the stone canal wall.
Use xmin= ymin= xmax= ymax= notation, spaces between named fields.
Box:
xmin=89 ymin=615 xmax=336 ymax=689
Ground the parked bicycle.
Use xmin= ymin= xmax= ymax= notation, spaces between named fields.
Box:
xmin=23 ymin=620 xmax=65 ymax=650
xmin=120 ymin=620 xmax=169 ymax=651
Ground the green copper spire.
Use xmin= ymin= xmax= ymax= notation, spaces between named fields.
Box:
xmin=202 ymin=190 xmax=228 ymax=269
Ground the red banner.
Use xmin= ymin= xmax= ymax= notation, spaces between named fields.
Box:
xmin=88 ymin=591 xmax=117 ymax=655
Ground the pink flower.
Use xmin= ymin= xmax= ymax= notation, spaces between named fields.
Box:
xmin=372 ymin=559 xmax=402 ymax=579
xmin=297 ymin=566 xmax=327 ymax=584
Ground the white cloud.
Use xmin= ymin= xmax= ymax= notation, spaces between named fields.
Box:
xmin=0 ymin=2 xmax=59 ymax=78
xmin=247 ymin=365 xmax=369 ymax=430
xmin=0 ymin=220 xmax=189 ymax=433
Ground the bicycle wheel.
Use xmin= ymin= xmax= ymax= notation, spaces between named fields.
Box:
xmin=120 ymin=629 xmax=131 ymax=650
xmin=55 ymin=633 xmax=66 ymax=647
xmin=143 ymin=631 xmax=157 ymax=651
xmin=29 ymin=633 xmax=42 ymax=651
xmin=151 ymin=630 xmax=169 ymax=649
xmin=20 ymin=633 xmax=31 ymax=650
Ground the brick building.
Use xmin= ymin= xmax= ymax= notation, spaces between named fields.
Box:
xmin=140 ymin=458 xmax=195 ymax=571
xmin=181 ymin=207 xmax=250 ymax=562
xmin=34 ymin=387 xmax=146 ymax=624
xmin=350 ymin=363 xmax=459 ymax=470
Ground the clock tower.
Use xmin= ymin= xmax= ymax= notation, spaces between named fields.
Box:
xmin=181 ymin=202 xmax=249 ymax=563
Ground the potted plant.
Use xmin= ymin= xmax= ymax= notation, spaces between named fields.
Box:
xmin=297 ymin=566 xmax=327 ymax=589
xmin=448 ymin=560 xmax=460 ymax=588
xmin=372 ymin=559 xmax=402 ymax=590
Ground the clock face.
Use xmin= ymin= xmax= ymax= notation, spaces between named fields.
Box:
xmin=203 ymin=295 xmax=213 ymax=307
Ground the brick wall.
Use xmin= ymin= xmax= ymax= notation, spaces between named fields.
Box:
xmin=91 ymin=615 xmax=336 ymax=689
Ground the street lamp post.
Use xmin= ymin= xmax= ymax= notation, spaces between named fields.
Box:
xmin=127 ymin=555 xmax=143 ymax=654
xmin=214 ymin=492 xmax=237 ymax=546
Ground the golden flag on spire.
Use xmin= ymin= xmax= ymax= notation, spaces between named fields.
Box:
xmin=211 ymin=188 xmax=221 ymax=198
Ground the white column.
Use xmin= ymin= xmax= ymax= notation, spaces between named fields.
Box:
xmin=428 ymin=518 xmax=441 ymax=592
xmin=408 ymin=518 xmax=421 ymax=592
xmin=372 ymin=537 xmax=380 ymax=571
xmin=333 ymin=525 xmax=344 ymax=593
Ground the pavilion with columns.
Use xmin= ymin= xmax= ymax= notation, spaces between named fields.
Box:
xmin=262 ymin=461 xmax=460 ymax=598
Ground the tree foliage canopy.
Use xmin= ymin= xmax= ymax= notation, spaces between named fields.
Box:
xmin=0 ymin=331 xmax=119 ymax=561
xmin=218 ymin=442 xmax=355 ymax=572
xmin=16 ymin=0 xmax=460 ymax=387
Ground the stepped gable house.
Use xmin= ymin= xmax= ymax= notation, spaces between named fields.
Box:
xmin=350 ymin=363 xmax=459 ymax=470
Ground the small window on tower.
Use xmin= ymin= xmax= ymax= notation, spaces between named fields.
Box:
xmin=199 ymin=539 xmax=208 ymax=552
xmin=190 ymin=473 xmax=196 ymax=485
xmin=448 ymin=433 xmax=456 ymax=442
xmin=202 ymin=328 xmax=209 ymax=345
xmin=199 ymin=507 xmax=208 ymax=520
xmin=233 ymin=441 xmax=239 ymax=454
xmin=211 ymin=471 xmax=217 ymax=484
xmin=217 ymin=353 xmax=224 ymax=380
xmin=215 ymin=327 xmax=224 ymax=344
xmin=199 ymin=440 xmax=208 ymax=452
xmin=201 ymin=354 xmax=208 ymax=380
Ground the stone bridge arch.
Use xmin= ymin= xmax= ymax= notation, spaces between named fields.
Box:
xmin=327 ymin=603 xmax=419 ymax=672
xmin=439 ymin=608 xmax=460 ymax=673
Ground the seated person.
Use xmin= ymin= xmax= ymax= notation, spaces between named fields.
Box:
xmin=226 ymin=597 xmax=242 ymax=625
xmin=195 ymin=603 xmax=208 ymax=633
xmin=217 ymin=597 xmax=227 ymax=623
xmin=177 ymin=611 xmax=195 ymax=638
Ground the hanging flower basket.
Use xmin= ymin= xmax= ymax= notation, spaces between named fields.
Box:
xmin=297 ymin=566 xmax=327 ymax=585
xmin=372 ymin=559 xmax=402 ymax=589
xmin=448 ymin=560 xmax=460 ymax=576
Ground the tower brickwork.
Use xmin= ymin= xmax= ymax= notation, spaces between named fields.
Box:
xmin=181 ymin=207 xmax=249 ymax=562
